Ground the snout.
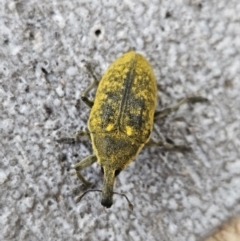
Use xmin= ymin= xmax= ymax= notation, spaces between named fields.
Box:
xmin=101 ymin=198 xmax=113 ymax=208
xmin=101 ymin=166 xmax=116 ymax=208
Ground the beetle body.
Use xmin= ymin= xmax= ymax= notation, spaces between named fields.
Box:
xmin=88 ymin=52 xmax=157 ymax=207
xmin=58 ymin=51 xmax=207 ymax=208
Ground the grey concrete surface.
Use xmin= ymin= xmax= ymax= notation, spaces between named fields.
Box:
xmin=0 ymin=0 xmax=240 ymax=241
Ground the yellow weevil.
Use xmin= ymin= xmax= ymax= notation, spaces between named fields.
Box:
xmin=58 ymin=51 xmax=207 ymax=209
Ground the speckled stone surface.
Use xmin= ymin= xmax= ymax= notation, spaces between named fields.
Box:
xmin=0 ymin=1 xmax=240 ymax=241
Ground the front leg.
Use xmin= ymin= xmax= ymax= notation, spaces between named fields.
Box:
xmin=75 ymin=154 xmax=97 ymax=186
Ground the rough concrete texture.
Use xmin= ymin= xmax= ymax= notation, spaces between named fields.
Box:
xmin=0 ymin=0 xmax=240 ymax=241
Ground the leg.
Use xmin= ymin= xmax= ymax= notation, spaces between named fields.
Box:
xmin=81 ymin=63 xmax=99 ymax=108
xmin=75 ymin=130 xmax=91 ymax=142
xmin=145 ymin=139 xmax=191 ymax=152
xmin=56 ymin=130 xmax=90 ymax=144
xmin=154 ymin=96 xmax=208 ymax=120
xmin=75 ymin=154 xmax=97 ymax=186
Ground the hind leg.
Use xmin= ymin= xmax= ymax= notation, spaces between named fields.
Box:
xmin=81 ymin=63 xmax=100 ymax=108
xmin=154 ymin=96 xmax=208 ymax=120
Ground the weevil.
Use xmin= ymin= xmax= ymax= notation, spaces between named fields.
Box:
xmin=58 ymin=51 xmax=207 ymax=209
